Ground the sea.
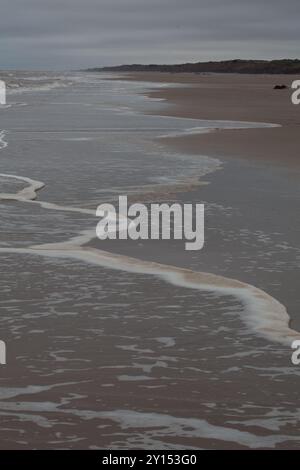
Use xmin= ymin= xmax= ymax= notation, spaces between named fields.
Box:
xmin=0 ymin=71 xmax=299 ymax=449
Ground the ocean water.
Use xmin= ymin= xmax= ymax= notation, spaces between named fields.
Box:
xmin=0 ymin=71 xmax=299 ymax=449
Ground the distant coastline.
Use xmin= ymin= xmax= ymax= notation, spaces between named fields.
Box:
xmin=87 ymin=59 xmax=300 ymax=74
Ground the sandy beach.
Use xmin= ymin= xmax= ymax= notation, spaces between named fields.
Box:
xmin=86 ymin=71 xmax=300 ymax=448
xmin=115 ymin=72 xmax=300 ymax=171
xmin=0 ymin=71 xmax=299 ymax=449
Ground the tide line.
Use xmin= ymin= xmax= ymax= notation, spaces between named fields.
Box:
xmin=0 ymin=128 xmax=297 ymax=346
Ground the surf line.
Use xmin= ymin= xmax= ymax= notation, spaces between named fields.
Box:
xmin=0 ymin=130 xmax=298 ymax=347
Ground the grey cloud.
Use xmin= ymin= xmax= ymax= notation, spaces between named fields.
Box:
xmin=0 ymin=0 xmax=299 ymax=69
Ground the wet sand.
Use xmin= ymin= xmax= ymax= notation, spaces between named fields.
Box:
xmin=97 ymin=73 xmax=300 ymax=331
xmin=1 ymin=72 xmax=300 ymax=449
xmin=85 ymin=72 xmax=300 ymax=448
xmin=114 ymin=72 xmax=300 ymax=171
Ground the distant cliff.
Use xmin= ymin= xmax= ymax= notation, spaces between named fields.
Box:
xmin=87 ymin=59 xmax=300 ymax=74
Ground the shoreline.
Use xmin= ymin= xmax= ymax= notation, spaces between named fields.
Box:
xmin=0 ymin=104 xmax=297 ymax=346
xmin=1 ymin=71 xmax=300 ymax=449
xmin=0 ymin=136 xmax=297 ymax=346
xmin=113 ymin=72 xmax=300 ymax=171
xmin=93 ymin=71 xmax=300 ymax=339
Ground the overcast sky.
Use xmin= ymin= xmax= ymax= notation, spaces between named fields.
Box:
xmin=0 ymin=0 xmax=299 ymax=69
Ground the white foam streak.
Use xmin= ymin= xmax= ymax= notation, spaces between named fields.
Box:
xmin=0 ymin=128 xmax=298 ymax=346
xmin=0 ymin=234 xmax=297 ymax=345
xmin=159 ymin=121 xmax=280 ymax=138
xmin=0 ymin=172 xmax=45 ymax=200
